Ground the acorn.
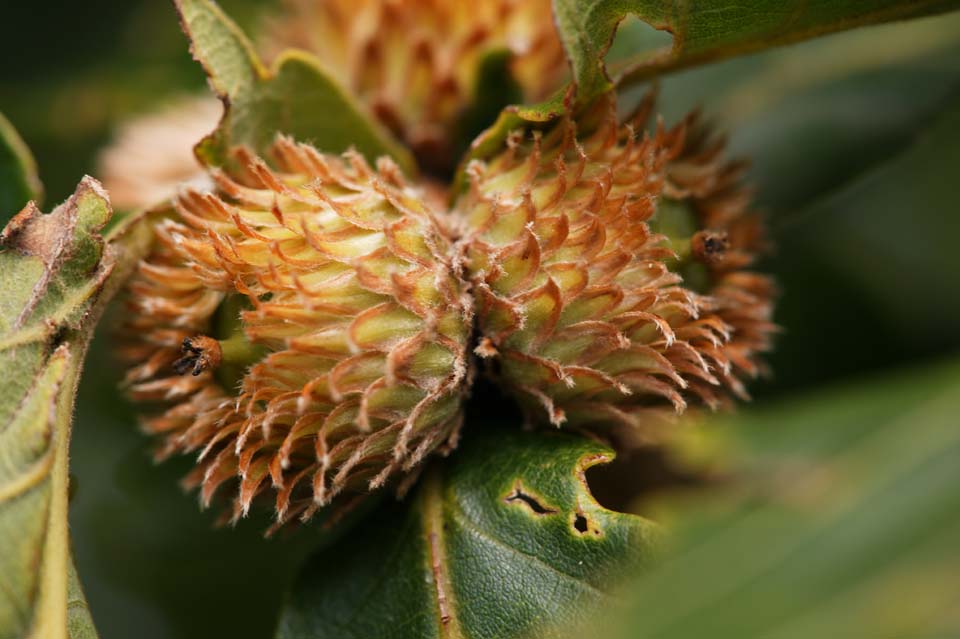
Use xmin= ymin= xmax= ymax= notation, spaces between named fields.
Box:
xmin=260 ymin=0 xmax=567 ymax=173
xmin=456 ymin=98 xmax=776 ymax=443
xmin=121 ymin=137 xmax=473 ymax=527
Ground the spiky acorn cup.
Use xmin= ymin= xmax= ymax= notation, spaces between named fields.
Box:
xmin=261 ymin=0 xmax=567 ymax=173
xmin=456 ymin=99 xmax=776 ymax=444
xmin=121 ymin=138 xmax=472 ymax=528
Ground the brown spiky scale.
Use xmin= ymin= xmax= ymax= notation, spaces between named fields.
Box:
xmin=121 ymin=137 xmax=472 ymax=528
xmin=261 ymin=0 xmax=567 ymax=173
xmin=456 ymin=98 xmax=776 ymax=444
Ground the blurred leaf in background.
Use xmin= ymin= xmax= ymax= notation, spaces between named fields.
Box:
xmin=592 ymin=357 xmax=960 ymax=638
xmin=174 ymin=0 xmax=414 ymax=173
xmin=0 ymin=0 xmax=269 ymax=210
xmin=0 ymin=111 xmax=42 ymax=213
xmin=607 ymin=0 xmax=960 ymax=84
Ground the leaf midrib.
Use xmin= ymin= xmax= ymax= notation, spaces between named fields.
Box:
xmin=421 ymin=470 xmax=463 ymax=639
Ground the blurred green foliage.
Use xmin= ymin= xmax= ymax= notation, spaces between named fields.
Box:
xmin=595 ymin=357 xmax=960 ymax=638
xmin=0 ymin=0 xmax=267 ymax=207
xmin=0 ymin=112 xmax=42 ymax=212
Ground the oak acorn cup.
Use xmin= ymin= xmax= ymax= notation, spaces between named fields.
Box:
xmin=122 ymin=139 xmax=473 ymax=527
xmin=458 ymin=99 xmax=775 ymax=444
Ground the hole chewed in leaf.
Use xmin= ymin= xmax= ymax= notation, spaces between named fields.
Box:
xmin=573 ymin=513 xmax=589 ymax=533
xmin=277 ymin=430 xmax=661 ymax=638
xmin=605 ymin=14 xmax=675 ymax=72
xmin=568 ymin=452 xmax=617 ymax=538
xmin=571 ymin=505 xmax=603 ymax=537
xmin=504 ymin=482 xmax=557 ymax=515
xmin=584 ymin=445 xmax=718 ymax=517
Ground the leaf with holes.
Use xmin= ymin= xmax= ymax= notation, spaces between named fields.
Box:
xmin=0 ymin=112 xmax=42 ymax=224
xmin=174 ymin=0 xmax=415 ymax=175
xmin=645 ymin=12 xmax=960 ymax=214
xmin=590 ymin=1 xmax=960 ymax=89
xmin=456 ymin=0 xmax=960 ymax=191
xmin=277 ymin=429 xmax=658 ymax=639
xmin=0 ymin=178 xmax=155 ymax=639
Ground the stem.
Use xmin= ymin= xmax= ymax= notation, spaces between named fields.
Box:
xmin=219 ymin=330 xmax=267 ymax=368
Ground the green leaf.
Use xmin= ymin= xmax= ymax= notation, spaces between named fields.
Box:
xmin=0 ymin=112 xmax=42 ymax=222
xmin=610 ymin=0 xmax=960 ymax=86
xmin=0 ymin=177 xmax=155 ymax=639
xmin=452 ymin=90 xmax=568 ymax=195
xmin=457 ymin=2 xmax=960 ymax=195
xmin=551 ymin=0 xmax=960 ymax=110
xmin=450 ymin=49 xmax=525 ymax=172
xmin=173 ymin=0 xmax=415 ymax=174
xmin=277 ymin=429 xmax=658 ymax=639
xmin=66 ymin=558 xmax=97 ymax=639
xmin=596 ymin=358 xmax=960 ymax=638
xmin=758 ymin=94 xmax=960 ymax=392
xmin=644 ymin=11 xmax=960 ymax=213
xmin=551 ymin=0 xmax=642 ymax=105
xmin=779 ymin=99 xmax=960 ymax=358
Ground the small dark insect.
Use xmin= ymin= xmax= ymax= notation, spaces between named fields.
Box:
xmin=172 ymin=336 xmax=222 ymax=376
xmin=691 ymin=230 xmax=730 ymax=265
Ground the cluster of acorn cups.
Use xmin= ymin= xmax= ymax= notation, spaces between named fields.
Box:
xmin=116 ymin=0 xmax=775 ymax=531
